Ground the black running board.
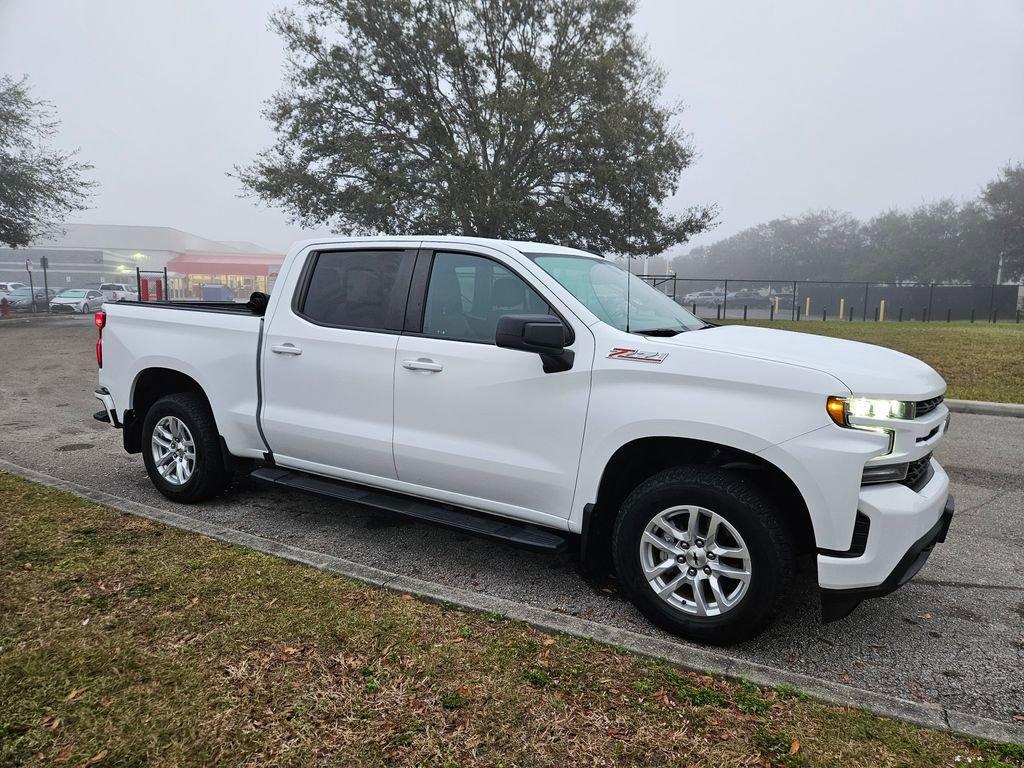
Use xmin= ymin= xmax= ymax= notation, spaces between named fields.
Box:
xmin=250 ymin=467 xmax=568 ymax=553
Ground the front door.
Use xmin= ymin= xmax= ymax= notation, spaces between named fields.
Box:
xmin=260 ymin=247 xmax=416 ymax=481
xmin=393 ymin=249 xmax=593 ymax=523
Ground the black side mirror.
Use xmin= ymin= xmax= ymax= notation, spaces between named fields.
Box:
xmin=495 ymin=314 xmax=574 ymax=373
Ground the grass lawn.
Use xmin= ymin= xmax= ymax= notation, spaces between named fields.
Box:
xmin=1 ymin=472 xmax=1021 ymax=767
xmin=719 ymin=320 xmax=1024 ymax=403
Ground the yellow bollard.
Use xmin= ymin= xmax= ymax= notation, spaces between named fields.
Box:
xmin=839 ymin=297 xmax=845 ymax=319
xmin=804 ymin=296 xmax=811 ymax=316
xmin=773 ymin=296 xmax=779 ymax=315
xmin=879 ymin=299 xmax=886 ymax=322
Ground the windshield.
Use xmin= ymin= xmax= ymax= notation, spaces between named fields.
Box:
xmin=59 ymin=290 xmax=87 ymax=298
xmin=527 ymin=253 xmax=707 ymax=334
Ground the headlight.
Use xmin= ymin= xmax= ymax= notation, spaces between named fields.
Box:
xmin=826 ymin=396 xmax=915 ymax=427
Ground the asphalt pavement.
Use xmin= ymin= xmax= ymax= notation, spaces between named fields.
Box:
xmin=1 ymin=317 xmax=1021 ymax=736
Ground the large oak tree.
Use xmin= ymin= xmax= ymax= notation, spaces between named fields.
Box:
xmin=237 ymin=0 xmax=715 ymax=255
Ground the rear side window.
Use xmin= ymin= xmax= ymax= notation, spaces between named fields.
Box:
xmin=298 ymin=249 xmax=412 ymax=331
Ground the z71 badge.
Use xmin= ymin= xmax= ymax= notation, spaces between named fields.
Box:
xmin=607 ymin=348 xmax=669 ymax=363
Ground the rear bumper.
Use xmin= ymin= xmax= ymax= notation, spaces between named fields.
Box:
xmin=93 ymin=387 xmax=120 ymax=428
xmin=821 ymin=491 xmax=954 ymax=622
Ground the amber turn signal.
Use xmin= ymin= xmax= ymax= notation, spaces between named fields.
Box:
xmin=826 ymin=396 xmax=847 ymax=427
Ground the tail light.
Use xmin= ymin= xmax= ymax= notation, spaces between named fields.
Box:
xmin=95 ymin=309 xmax=105 ymax=368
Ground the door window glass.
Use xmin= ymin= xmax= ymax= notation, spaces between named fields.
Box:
xmin=300 ymin=250 xmax=409 ymax=330
xmin=422 ymin=252 xmax=550 ymax=343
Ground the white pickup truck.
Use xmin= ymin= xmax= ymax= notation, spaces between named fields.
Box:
xmin=92 ymin=237 xmax=954 ymax=644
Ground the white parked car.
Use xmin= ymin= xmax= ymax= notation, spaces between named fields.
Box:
xmin=99 ymin=283 xmax=139 ymax=302
xmin=50 ymin=288 xmax=105 ymax=314
xmin=91 ymin=237 xmax=953 ymax=644
xmin=0 ymin=281 xmax=27 ymax=296
xmin=682 ymin=290 xmax=721 ymax=306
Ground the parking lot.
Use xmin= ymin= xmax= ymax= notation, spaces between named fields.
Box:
xmin=1 ymin=317 xmax=1021 ymax=735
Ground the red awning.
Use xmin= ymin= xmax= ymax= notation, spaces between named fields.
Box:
xmin=165 ymin=251 xmax=284 ymax=277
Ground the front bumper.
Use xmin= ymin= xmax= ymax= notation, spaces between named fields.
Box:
xmin=821 ymin=489 xmax=954 ymax=622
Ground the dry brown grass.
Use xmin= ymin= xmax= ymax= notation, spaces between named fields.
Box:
xmin=1 ymin=471 xmax=1020 ymax=767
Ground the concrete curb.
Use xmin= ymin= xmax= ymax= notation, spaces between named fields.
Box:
xmin=1 ymin=458 xmax=1020 ymax=745
xmin=946 ymin=399 xmax=1024 ymax=418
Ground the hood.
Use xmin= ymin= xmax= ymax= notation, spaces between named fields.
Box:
xmin=50 ymin=296 xmax=83 ymax=304
xmin=664 ymin=325 xmax=945 ymax=399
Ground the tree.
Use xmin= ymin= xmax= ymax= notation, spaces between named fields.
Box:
xmin=0 ymin=76 xmax=94 ymax=248
xmin=237 ymin=0 xmax=715 ymax=255
xmin=982 ymin=161 xmax=1024 ymax=282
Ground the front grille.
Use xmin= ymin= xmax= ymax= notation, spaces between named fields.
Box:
xmin=901 ymin=453 xmax=934 ymax=492
xmin=915 ymin=396 xmax=944 ymax=417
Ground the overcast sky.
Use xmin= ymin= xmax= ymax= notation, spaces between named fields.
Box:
xmin=2 ymin=0 xmax=1022 ymax=254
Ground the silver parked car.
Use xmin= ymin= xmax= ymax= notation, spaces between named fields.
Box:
xmin=0 ymin=281 xmax=27 ymax=297
xmin=50 ymin=288 xmax=105 ymax=314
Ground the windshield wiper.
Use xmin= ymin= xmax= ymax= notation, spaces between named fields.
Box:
xmin=633 ymin=327 xmax=685 ymax=337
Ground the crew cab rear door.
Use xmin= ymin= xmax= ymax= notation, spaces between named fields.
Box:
xmin=259 ymin=245 xmax=417 ymax=480
xmin=392 ymin=245 xmax=594 ymax=524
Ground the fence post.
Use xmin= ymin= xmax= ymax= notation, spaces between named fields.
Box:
xmin=921 ymin=306 xmax=927 ymax=322
xmin=970 ymin=308 xmax=975 ymax=323
xmin=723 ymin=280 xmax=728 ymax=317
xmin=989 ymin=284 xmax=995 ymax=320
xmin=848 ymin=305 xmax=853 ymax=322
xmin=769 ymin=303 xmax=775 ymax=321
xmin=792 ymin=281 xmax=797 ymax=321
xmin=1018 ymin=309 xmax=1021 ymax=324
xmin=874 ymin=306 xmax=879 ymax=321
xmin=898 ymin=307 xmax=903 ymax=322
xmin=992 ymin=309 xmax=997 ymax=324
xmin=136 ymin=266 xmax=143 ymax=298
xmin=743 ymin=305 xmax=748 ymax=321
xmin=796 ymin=305 xmax=801 ymax=321
xmin=947 ymin=308 xmax=951 ymax=323
xmin=927 ymin=283 xmax=934 ymax=322
xmin=716 ymin=304 xmax=721 ymax=320
xmin=862 ymin=282 xmax=869 ymax=321
xmin=163 ymin=267 xmax=169 ymax=302
xmin=822 ymin=308 xmax=827 ymax=321
xmin=692 ymin=302 xmax=697 ymax=316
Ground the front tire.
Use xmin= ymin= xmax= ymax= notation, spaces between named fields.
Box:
xmin=613 ymin=466 xmax=794 ymax=645
xmin=142 ymin=393 xmax=229 ymax=503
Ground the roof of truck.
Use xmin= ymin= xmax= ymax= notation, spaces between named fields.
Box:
xmin=288 ymin=235 xmax=603 ymax=258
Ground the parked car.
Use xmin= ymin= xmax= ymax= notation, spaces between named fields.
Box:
xmin=0 ymin=281 xmax=27 ymax=297
xmin=92 ymin=236 xmax=953 ymax=645
xmin=727 ymin=289 xmax=771 ymax=309
xmin=682 ymin=290 xmax=721 ymax=307
xmin=6 ymin=287 xmax=56 ymax=312
xmin=99 ymin=283 xmax=139 ymax=302
xmin=201 ymin=283 xmax=235 ymax=301
xmin=50 ymin=288 xmax=105 ymax=314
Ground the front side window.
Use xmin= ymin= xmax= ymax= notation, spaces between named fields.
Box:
xmin=528 ymin=253 xmax=706 ymax=334
xmin=421 ymin=252 xmax=550 ymax=343
xmin=300 ymin=249 xmax=409 ymax=331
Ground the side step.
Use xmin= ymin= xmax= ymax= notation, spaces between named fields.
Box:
xmin=250 ymin=467 xmax=568 ymax=553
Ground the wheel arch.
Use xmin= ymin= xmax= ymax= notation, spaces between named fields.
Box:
xmin=123 ymin=367 xmax=216 ymax=453
xmin=580 ymin=436 xmax=814 ymax=575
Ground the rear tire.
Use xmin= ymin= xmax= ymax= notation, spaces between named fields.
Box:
xmin=142 ymin=393 xmax=229 ymax=503
xmin=613 ymin=466 xmax=794 ymax=645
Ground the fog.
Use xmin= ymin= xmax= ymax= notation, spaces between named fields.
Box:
xmin=1 ymin=0 xmax=1021 ymax=253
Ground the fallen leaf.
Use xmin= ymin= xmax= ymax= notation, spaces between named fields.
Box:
xmin=1013 ymin=714 xmax=1024 ymax=722
xmin=837 ymin=674 xmax=850 ymax=683
xmin=400 ymin=594 xmax=414 ymax=601
xmin=23 ymin=562 xmax=33 ymax=571
xmin=54 ymin=745 xmax=75 ymax=763
xmin=542 ymin=637 xmax=556 ymax=646
xmin=85 ymin=748 xmax=109 ymax=765
xmin=47 ymin=717 xmax=61 ymax=731
xmin=65 ymin=688 xmax=86 ymax=702
xmin=789 ymin=739 xmax=800 ymax=754
xmin=81 ymin=618 xmax=89 ymax=626
xmin=918 ymin=612 xmax=933 ymax=620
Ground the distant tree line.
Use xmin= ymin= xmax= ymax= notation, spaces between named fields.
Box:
xmin=672 ymin=162 xmax=1024 ymax=285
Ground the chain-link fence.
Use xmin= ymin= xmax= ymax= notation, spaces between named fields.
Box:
xmin=640 ymin=276 xmax=1023 ymax=323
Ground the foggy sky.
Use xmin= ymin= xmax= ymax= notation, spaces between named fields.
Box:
xmin=1 ymin=0 xmax=1022 ymax=254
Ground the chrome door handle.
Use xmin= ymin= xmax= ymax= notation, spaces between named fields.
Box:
xmin=271 ymin=343 xmax=302 ymax=356
xmin=402 ymin=358 xmax=443 ymax=372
